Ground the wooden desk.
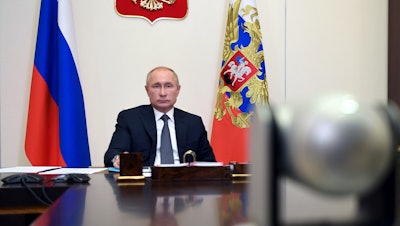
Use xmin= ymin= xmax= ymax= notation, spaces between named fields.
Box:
xmin=7 ymin=163 xmax=397 ymax=226
xmin=31 ymin=174 xmax=250 ymax=226
xmin=0 ymin=174 xmax=71 ymax=226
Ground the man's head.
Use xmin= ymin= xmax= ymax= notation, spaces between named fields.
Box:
xmin=145 ymin=66 xmax=181 ymax=113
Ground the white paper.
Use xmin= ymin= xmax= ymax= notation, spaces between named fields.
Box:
xmin=39 ymin=167 xmax=107 ymax=175
xmin=0 ymin=166 xmax=61 ymax=173
xmin=153 ymin=163 xmax=189 ymax=167
xmin=143 ymin=167 xmax=151 ymax=177
xmin=153 ymin=162 xmax=224 ymax=167
xmin=190 ymin=162 xmax=224 ymax=167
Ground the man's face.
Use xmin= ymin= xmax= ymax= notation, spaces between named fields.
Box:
xmin=145 ymin=68 xmax=181 ymax=113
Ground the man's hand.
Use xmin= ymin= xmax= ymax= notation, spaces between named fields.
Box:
xmin=112 ymin=151 xmax=129 ymax=168
xmin=112 ymin=155 xmax=121 ymax=168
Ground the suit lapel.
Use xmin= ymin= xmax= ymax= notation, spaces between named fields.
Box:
xmin=140 ymin=105 xmax=156 ymax=143
xmin=140 ymin=105 xmax=157 ymax=165
xmin=174 ymin=109 xmax=187 ymax=158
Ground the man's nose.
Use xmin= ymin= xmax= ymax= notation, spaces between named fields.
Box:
xmin=160 ymin=86 xmax=166 ymax=95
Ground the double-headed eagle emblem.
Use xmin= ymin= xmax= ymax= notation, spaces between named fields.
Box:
xmin=132 ymin=0 xmax=176 ymax=11
xmin=214 ymin=1 xmax=269 ymax=129
xmin=116 ymin=0 xmax=186 ymax=24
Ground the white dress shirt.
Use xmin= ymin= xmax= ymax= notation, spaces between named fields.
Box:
xmin=153 ymin=108 xmax=180 ymax=165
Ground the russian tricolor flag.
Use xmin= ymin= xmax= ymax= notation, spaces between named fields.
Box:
xmin=25 ymin=0 xmax=91 ymax=167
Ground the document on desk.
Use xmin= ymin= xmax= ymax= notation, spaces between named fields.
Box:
xmin=154 ymin=163 xmax=189 ymax=167
xmin=39 ymin=167 xmax=107 ymax=175
xmin=189 ymin=162 xmax=224 ymax=167
xmin=108 ymin=167 xmax=152 ymax=177
xmin=153 ymin=162 xmax=224 ymax=167
xmin=0 ymin=166 xmax=61 ymax=173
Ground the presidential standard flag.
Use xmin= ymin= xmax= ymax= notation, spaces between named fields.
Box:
xmin=211 ymin=0 xmax=269 ymax=165
xmin=25 ymin=0 xmax=91 ymax=167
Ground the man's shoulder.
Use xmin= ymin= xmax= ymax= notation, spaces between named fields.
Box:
xmin=174 ymin=107 xmax=201 ymax=120
xmin=119 ymin=105 xmax=152 ymax=115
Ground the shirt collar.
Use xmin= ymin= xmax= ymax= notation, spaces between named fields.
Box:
xmin=153 ymin=108 xmax=174 ymax=122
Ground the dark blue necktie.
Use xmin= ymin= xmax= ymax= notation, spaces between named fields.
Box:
xmin=160 ymin=114 xmax=174 ymax=164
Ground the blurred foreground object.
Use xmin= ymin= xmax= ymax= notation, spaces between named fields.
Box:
xmin=249 ymin=94 xmax=400 ymax=225
xmin=280 ymin=94 xmax=399 ymax=195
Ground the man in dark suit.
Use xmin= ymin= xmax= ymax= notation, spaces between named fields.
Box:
xmin=104 ymin=66 xmax=216 ymax=167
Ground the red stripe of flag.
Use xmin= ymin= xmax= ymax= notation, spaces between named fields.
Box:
xmin=26 ymin=66 xmax=66 ymax=166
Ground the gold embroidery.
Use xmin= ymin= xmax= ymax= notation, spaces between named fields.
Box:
xmin=214 ymin=1 xmax=269 ymax=128
xmin=132 ymin=0 xmax=176 ymax=11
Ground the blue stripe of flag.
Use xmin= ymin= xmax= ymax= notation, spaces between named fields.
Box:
xmin=34 ymin=0 xmax=91 ymax=167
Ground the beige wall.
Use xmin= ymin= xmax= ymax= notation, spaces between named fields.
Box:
xmin=0 ymin=0 xmax=387 ymax=168
xmin=0 ymin=0 xmax=286 ymax=167
xmin=0 ymin=0 xmax=389 ymax=222
xmin=1 ymin=0 xmax=386 ymax=167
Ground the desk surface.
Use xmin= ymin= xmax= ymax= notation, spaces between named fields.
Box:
xmin=31 ymin=174 xmax=250 ymax=226
xmin=0 ymin=174 xmax=70 ymax=215
xmin=4 ymin=161 xmax=395 ymax=226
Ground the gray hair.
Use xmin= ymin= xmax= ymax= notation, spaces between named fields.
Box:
xmin=146 ymin=66 xmax=180 ymax=85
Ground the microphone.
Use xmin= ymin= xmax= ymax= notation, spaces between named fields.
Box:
xmin=183 ymin=150 xmax=197 ymax=164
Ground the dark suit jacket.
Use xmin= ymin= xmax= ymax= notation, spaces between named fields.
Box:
xmin=104 ymin=105 xmax=216 ymax=167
